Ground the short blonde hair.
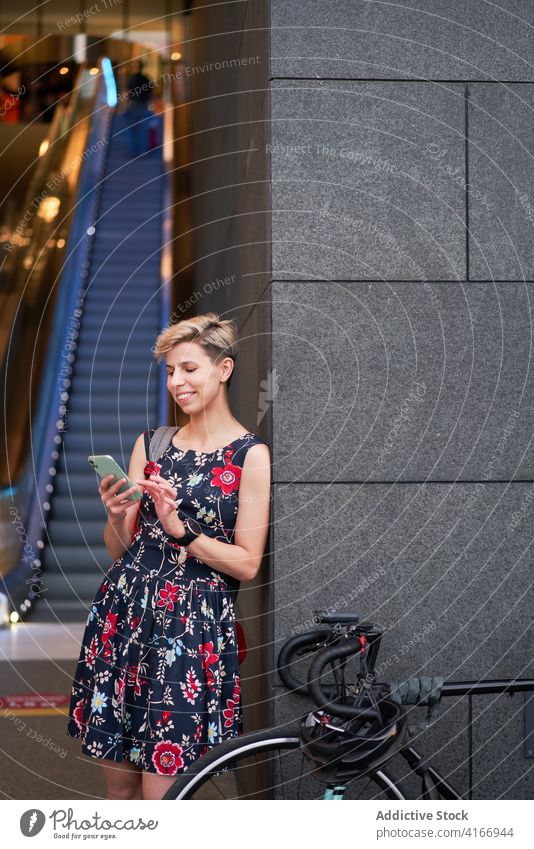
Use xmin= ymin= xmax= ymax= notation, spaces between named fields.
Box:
xmin=152 ymin=312 xmax=239 ymax=389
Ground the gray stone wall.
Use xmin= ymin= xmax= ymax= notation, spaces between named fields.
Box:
xmin=269 ymin=0 xmax=534 ymax=799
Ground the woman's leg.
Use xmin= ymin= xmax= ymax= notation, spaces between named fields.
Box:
xmin=142 ymin=771 xmax=180 ymax=800
xmin=100 ymin=759 xmax=143 ymax=800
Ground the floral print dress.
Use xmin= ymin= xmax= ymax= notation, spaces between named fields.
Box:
xmin=66 ymin=428 xmax=269 ymax=775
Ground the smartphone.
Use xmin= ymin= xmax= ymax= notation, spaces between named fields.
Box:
xmin=88 ymin=455 xmax=142 ymax=502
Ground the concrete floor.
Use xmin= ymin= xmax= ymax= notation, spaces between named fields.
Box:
xmin=0 ymin=622 xmax=109 ymax=799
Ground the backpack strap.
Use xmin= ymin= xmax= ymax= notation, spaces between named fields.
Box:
xmin=143 ymin=429 xmax=155 ymax=462
xmin=148 ymin=426 xmax=179 ymax=461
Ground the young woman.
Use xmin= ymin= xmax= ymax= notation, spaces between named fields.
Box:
xmin=66 ymin=312 xmax=271 ymax=800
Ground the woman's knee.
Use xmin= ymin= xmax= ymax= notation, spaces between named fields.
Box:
xmin=106 ymin=785 xmax=142 ymax=800
xmin=100 ymin=759 xmax=142 ymax=800
xmin=142 ymin=771 xmax=179 ymax=800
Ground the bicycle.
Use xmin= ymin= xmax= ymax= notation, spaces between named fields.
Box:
xmin=162 ymin=610 xmax=534 ymax=800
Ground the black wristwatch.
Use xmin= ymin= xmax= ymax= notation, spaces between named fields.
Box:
xmin=175 ymin=512 xmax=202 ymax=546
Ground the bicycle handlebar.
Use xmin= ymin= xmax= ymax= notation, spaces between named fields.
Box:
xmin=277 ymin=630 xmax=335 ymax=697
xmin=313 ymin=610 xmax=360 ymax=626
xmin=308 ymin=636 xmax=381 ymax=721
xmin=277 ymin=613 xmax=534 ymax=726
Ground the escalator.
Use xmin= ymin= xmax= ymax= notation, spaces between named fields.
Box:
xmin=33 ymin=112 xmax=165 ymax=623
xmin=0 ymin=58 xmax=173 ymax=625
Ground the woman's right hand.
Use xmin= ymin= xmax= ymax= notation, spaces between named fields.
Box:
xmin=99 ymin=474 xmax=139 ymax=523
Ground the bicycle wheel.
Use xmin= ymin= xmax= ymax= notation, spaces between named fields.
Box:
xmin=162 ymin=724 xmax=409 ymax=800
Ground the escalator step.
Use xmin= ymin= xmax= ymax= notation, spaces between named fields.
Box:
xmin=45 ymin=519 xmax=108 ymax=549
xmin=82 ymin=318 xmax=160 ymax=330
xmin=65 ymin=412 xmax=156 ymax=429
xmin=87 ymin=261 xmax=159 ymax=272
xmin=58 ymin=453 xmax=141 ymax=474
xmin=72 ymin=364 xmax=157 ymax=379
xmin=88 ymin=261 xmax=160 ymax=271
xmin=61 ymin=439 xmax=141 ymax=454
xmin=59 ymin=442 xmax=144 ymax=460
xmin=72 ymin=350 xmax=156 ymax=364
xmin=40 ymin=569 xmax=113 ymax=600
xmin=80 ymin=318 xmax=160 ymax=330
xmin=77 ymin=331 xmax=157 ymax=344
xmin=79 ymin=300 xmax=156 ymax=310
xmin=83 ymin=298 xmax=159 ymax=312
xmin=29 ymin=598 xmax=94 ymax=623
xmin=42 ymin=545 xmax=115 ymax=572
xmin=60 ymin=432 xmax=145 ymax=449
xmin=64 ymin=405 xmax=156 ymax=420
xmin=79 ymin=301 xmax=158 ymax=313
xmin=54 ymin=473 xmax=125 ymax=497
xmin=65 ymin=398 xmax=157 ymax=416
xmin=52 ymin=496 xmax=108 ymax=521
xmin=90 ymin=252 xmax=160 ymax=263
xmin=106 ymin=218 xmax=161 ymax=227
xmin=77 ymin=312 xmax=159 ymax=326
xmin=76 ymin=342 xmax=155 ymax=362
xmin=66 ymin=380 xmax=151 ymax=394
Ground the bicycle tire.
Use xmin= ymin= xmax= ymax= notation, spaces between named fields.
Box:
xmin=162 ymin=724 xmax=410 ymax=800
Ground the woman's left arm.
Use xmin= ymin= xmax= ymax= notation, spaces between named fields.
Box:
xmin=182 ymin=443 xmax=271 ymax=582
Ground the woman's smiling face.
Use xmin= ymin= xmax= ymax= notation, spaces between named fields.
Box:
xmin=165 ymin=341 xmax=233 ymax=409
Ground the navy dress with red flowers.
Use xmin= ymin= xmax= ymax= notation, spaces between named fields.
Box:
xmin=66 ymin=428 xmax=269 ymax=775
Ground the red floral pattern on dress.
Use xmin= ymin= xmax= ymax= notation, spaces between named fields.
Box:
xmin=199 ymin=640 xmax=219 ymax=669
xmin=223 ymin=676 xmax=241 ymax=728
xmin=72 ymin=697 xmax=86 ymax=733
xmin=152 ymin=740 xmax=184 ymax=774
xmin=210 ymin=462 xmax=241 ymax=495
xmin=101 ymin=612 xmax=118 ymax=644
xmin=157 ymin=580 xmax=180 ymax=611
xmin=127 ymin=664 xmax=146 ymax=697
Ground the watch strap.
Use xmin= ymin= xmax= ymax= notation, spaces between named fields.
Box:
xmin=174 ymin=513 xmax=199 ymax=546
xmin=177 ymin=528 xmax=196 ymax=546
